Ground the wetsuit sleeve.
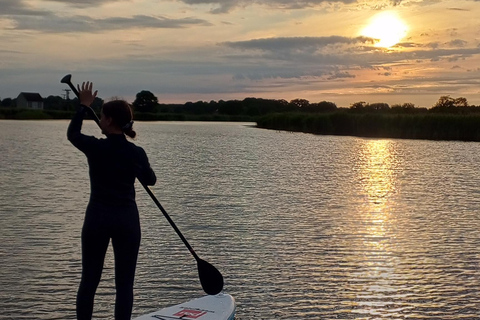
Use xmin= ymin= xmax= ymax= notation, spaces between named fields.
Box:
xmin=67 ymin=105 xmax=98 ymax=154
xmin=136 ymin=147 xmax=157 ymax=186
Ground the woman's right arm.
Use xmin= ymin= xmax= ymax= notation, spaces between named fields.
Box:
xmin=67 ymin=81 xmax=99 ymax=153
xmin=67 ymin=106 xmax=87 ymax=145
xmin=67 ymin=105 xmax=100 ymax=154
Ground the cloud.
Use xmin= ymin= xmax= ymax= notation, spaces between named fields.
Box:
xmin=217 ymin=36 xmax=379 ymax=80
xmin=222 ymin=36 xmax=380 ymax=63
xmin=44 ymin=0 xmax=124 ymax=6
xmin=1 ymin=0 xmax=212 ymax=33
xmin=447 ymin=7 xmax=470 ymax=11
xmin=214 ymin=35 xmax=480 ymax=83
xmin=1 ymin=0 xmax=137 ymax=15
xmin=448 ymin=39 xmax=468 ymax=47
xmin=6 ymin=13 xmax=211 ymax=33
xmin=327 ymin=71 xmax=356 ymax=80
xmin=178 ymin=0 xmax=357 ymax=13
xmin=222 ymin=36 xmax=376 ymax=63
xmin=223 ymin=36 xmax=373 ymax=51
xmin=223 ymin=36 xmax=480 ymax=62
xmin=2 ymin=0 xmax=49 ymax=15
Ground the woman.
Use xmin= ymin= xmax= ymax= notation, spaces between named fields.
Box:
xmin=67 ymin=81 xmax=156 ymax=320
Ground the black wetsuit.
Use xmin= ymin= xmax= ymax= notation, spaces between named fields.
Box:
xmin=67 ymin=106 xmax=156 ymax=320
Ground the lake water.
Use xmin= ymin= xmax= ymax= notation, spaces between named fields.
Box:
xmin=0 ymin=120 xmax=479 ymax=319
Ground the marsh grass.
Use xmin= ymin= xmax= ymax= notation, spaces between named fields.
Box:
xmin=0 ymin=108 xmax=74 ymax=120
xmin=257 ymin=112 xmax=480 ymax=141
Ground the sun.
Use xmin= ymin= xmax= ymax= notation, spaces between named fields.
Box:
xmin=361 ymin=11 xmax=408 ymax=48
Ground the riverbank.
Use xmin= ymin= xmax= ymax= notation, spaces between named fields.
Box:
xmin=0 ymin=108 xmax=254 ymax=122
xmin=256 ymin=112 xmax=480 ymax=142
xmin=5 ymin=108 xmax=480 ymax=142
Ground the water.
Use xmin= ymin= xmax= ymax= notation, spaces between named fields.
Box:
xmin=0 ymin=120 xmax=479 ymax=319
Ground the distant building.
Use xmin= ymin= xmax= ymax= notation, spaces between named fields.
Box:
xmin=17 ymin=92 xmax=44 ymax=109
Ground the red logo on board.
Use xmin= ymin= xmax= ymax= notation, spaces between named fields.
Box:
xmin=173 ymin=309 xmax=208 ymax=319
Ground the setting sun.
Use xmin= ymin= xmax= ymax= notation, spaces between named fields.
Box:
xmin=361 ymin=11 xmax=408 ymax=48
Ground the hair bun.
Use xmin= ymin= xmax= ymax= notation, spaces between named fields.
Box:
xmin=122 ymin=120 xmax=134 ymax=131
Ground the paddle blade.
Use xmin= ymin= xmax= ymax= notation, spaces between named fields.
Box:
xmin=197 ymin=258 xmax=224 ymax=295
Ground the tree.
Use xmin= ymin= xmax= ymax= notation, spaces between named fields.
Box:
xmin=1 ymin=98 xmax=13 ymax=107
xmin=183 ymin=101 xmax=216 ymax=114
xmin=290 ymin=98 xmax=310 ymax=109
xmin=44 ymin=95 xmax=65 ymax=110
xmin=432 ymin=96 xmax=455 ymax=109
xmin=349 ymin=101 xmax=390 ymax=113
xmin=133 ymin=90 xmax=158 ymax=113
xmin=369 ymin=102 xmax=390 ymax=111
xmin=90 ymin=97 xmax=104 ymax=113
xmin=218 ymin=100 xmax=244 ymax=115
xmin=350 ymin=101 xmax=367 ymax=112
xmin=391 ymin=103 xmax=417 ymax=113
xmin=308 ymin=101 xmax=337 ymax=113
xmin=453 ymin=97 xmax=468 ymax=108
xmin=431 ymin=96 xmax=469 ymax=113
xmin=401 ymin=103 xmax=415 ymax=109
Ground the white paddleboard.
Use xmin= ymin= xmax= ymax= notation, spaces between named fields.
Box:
xmin=133 ymin=293 xmax=235 ymax=320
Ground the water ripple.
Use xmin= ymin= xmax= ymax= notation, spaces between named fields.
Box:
xmin=1 ymin=121 xmax=479 ymax=319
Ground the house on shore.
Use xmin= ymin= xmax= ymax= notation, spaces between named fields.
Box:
xmin=17 ymin=92 xmax=44 ymax=109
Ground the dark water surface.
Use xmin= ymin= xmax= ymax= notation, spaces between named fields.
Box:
xmin=0 ymin=120 xmax=479 ymax=319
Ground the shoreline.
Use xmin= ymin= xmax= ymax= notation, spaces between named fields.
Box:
xmin=4 ymin=108 xmax=480 ymax=142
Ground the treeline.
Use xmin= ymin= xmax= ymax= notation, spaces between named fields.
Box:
xmin=1 ymin=90 xmax=479 ymax=116
xmin=3 ymin=92 xmax=480 ymax=141
xmin=0 ymin=91 xmax=336 ymax=120
xmin=1 ymin=90 xmax=336 ymax=116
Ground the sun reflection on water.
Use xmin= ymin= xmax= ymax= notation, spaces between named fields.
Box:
xmin=359 ymin=139 xmax=398 ymax=207
xmin=352 ymin=139 xmax=403 ymax=317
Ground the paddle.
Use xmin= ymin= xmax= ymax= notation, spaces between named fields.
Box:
xmin=61 ymin=74 xmax=224 ymax=295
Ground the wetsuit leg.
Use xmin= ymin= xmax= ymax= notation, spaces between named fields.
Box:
xmin=111 ymin=209 xmax=141 ymax=320
xmin=76 ymin=207 xmax=110 ymax=320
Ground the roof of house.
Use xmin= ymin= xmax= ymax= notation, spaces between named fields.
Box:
xmin=18 ymin=92 xmax=43 ymax=102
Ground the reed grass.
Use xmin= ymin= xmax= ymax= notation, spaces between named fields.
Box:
xmin=256 ymin=112 xmax=480 ymax=141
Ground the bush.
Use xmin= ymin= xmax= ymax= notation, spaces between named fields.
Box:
xmin=14 ymin=110 xmax=51 ymax=120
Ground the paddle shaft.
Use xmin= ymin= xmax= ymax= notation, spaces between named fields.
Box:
xmin=141 ymin=183 xmax=200 ymax=261
xmin=64 ymin=77 xmax=200 ymax=262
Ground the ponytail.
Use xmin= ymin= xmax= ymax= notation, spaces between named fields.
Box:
xmin=122 ymin=120 xmax=136 ymax=139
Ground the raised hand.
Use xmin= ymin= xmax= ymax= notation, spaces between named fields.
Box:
xmin=77 ymin=81 xmax=98 ymax=107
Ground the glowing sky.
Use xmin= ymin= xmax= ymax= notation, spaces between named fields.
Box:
xmin=1 ymin=0 xmax=480 ymax=107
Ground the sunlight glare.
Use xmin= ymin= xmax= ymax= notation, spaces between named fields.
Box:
xmin=361 ymin=11 xmax=408 ymax=48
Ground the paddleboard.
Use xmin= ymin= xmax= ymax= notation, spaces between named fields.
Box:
xmin=133 ymin=293 xmax=235 ymax=320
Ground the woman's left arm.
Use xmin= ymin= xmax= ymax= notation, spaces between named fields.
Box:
xmin=136 ymin=148 xmax=157 ymax=186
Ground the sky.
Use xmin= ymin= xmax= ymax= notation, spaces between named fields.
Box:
xmin=1 ymin=0 xmax=480 ymax=108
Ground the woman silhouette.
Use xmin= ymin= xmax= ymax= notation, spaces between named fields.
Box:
xmin=67 ymin=81 xmax=156 ymax=320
